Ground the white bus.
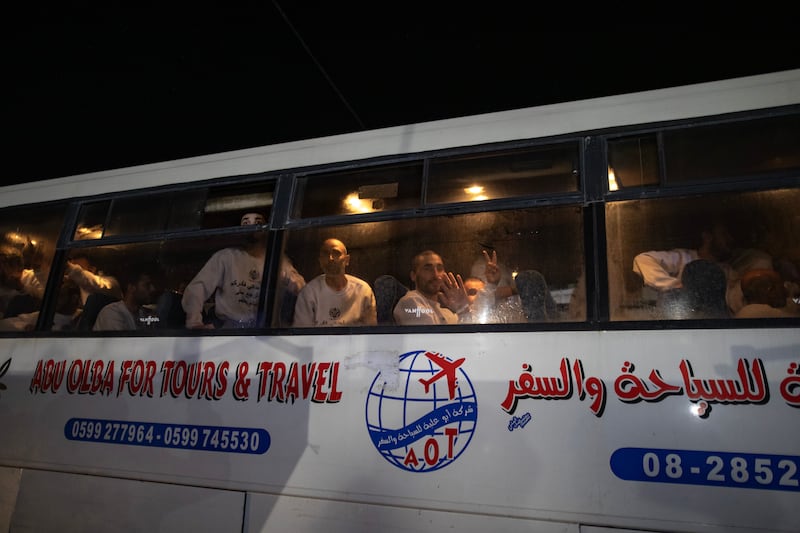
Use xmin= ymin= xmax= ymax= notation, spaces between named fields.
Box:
xmin=1 ymin=69 xmax=798 ymax=533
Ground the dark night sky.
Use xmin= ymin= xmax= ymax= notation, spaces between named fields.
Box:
xmin=6 ymin=7 xmax=800 ymax=187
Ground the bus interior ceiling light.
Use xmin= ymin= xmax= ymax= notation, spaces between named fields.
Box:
xmin=464 ymin=184 xmax=488 ymax=201
xmin=344 ymin=193 xmax=372 ymax=214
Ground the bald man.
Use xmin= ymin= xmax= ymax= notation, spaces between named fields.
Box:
xmin=293 ymin=238 xmax=377 ymax=327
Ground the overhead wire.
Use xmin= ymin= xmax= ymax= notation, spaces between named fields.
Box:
xmin=271 ymin=1 xmax=367 ymax=130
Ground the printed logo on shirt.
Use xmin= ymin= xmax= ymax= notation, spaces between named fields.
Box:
xmin=329 ymin=307 xmax=341 ymax=320
xmin=403 ymin=307 xmax=434 ymax=318
xmin=249 ymin=269 xmax=259 ymax=281
xmin=230 ymin=278 xmax=261 ymax=308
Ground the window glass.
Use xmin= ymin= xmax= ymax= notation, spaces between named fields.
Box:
xmin=277 ymin=206 xmax=585 ymax=327
xmin=293 ymin=163 xmax=423 ymax=219
xmin=74 ymin=200 xmax=110 ymax=240
xmin=664 ymin=114 xmax=800 ymax=183
xmin=52 ymin=229 xmax=268 ymax=332
xmin=606 ymin=187 xmax=800 ymax=321
xmin=607 ymin=135 xmax=660 ymax=190
xmin=79 ymin=182 xmax=274 ymax=239
xmin=104 ymin=190 xmax=206 ymax=237
xmin=0 ymin=202 xmax=67 ymax=332
xmin=426 ymin=144 xmax=580 ymax=204
xmin=202 ymin=183 xmax=274 ymax=229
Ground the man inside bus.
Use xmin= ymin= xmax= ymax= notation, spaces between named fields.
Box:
xmin=394 ymin=249 xmax=527 ymax=325
xmin=462 ymin=250 xmax=529 ymax=323
xmin=633 ymin=219 xmax=778 ymax=316
xmin=393 ymin=250 xmax=467 ymax=325
xmin=469 ymin=247 xmax=556 ymax=322
xmin=0 ymin=244 xmax=43 ymax=319
xmin=52 ymin=279 xmax=83 ymax=330
xmin=93 ymin=269 xmax=156 ymax=331
xmin=459 ymin=277 xmax=496 ymax=323
xmin=634 ymin=221 xmax=734 ymax=290
xmin=181 ymin=211 xmax=267 ymax=329
xmin=735 ymin=268 xmax=800 ymax=318
xmin=292 ymin=238 xmax=376 ymax=327
xmin=633 ymin=221 xmax=738 ymax=311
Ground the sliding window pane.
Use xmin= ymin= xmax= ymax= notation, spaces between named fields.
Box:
xmin=294 ymin=163 xmax=423 ymax=218
xmin=427 ymin=144 xmax=580 ymax=204
xmin=607 ymin=135 xmax=660 ymax=190
xmin=664 ymin=114 xmax=800 ymax=183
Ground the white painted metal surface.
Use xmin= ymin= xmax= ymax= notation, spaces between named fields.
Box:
xmin=0 ymin=467 xmax=20 ymax=533
xmin=244 ymin=492 xmax=579 ymax=533
xmin=1 ymin=329 xmax=798 ymax=532
xmin=8 ymin=470 xmax=244 ymax=532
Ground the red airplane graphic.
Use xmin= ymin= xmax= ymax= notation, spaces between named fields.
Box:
xmin=418 ymin=351 xmax=465 ymax=400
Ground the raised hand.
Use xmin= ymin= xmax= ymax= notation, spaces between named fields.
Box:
xmin=438 ymin=271 xmax=469 ymax=313
xmin=483 ymin=249 xmax=501 ymax=285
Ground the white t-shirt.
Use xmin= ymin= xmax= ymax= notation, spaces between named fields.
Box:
xmin=293 ymin=274 xmax=376 ymax=327
xmin=393 ymin=290 xmax=458 ymax=325
xmin=182 ymin=247 xmax=263 ymax=328
xmin=93 ymin=301 xmax=137 ymax=331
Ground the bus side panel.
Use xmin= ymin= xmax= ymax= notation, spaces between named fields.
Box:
xmin=0 ymin=330 xmax=798 ymax=532
xmin=0 ymin=467 xmax=21 ymax=533
xmin=244 ymin=492 xmax=579 ymax=533
xmin=9 ymin=470 xmax=245 ymax=533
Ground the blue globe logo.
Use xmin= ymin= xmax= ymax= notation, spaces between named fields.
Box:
xmin=366 ymin=350 xmax=478 ymax=472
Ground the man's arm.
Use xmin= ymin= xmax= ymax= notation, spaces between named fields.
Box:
xmin=292 ymin=286 xmax=315 ymax=327
xmin=65 ymin=262 xmax=121 ymax=297
xmin=181 ymin=252 xmax=223 ymax=328
xmin=361 ymin=288 xmax=377 ymax=326
xmin=632 ymin=249 xmax=697 ymax=291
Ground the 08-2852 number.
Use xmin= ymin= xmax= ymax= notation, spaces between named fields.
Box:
xmin=611 ymin=447 xmax=799 ymax=492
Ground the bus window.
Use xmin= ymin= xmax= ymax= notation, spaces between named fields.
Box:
xmin=607 ymin=135 xmax=660 ymax=190
xmin=663 ymin=114 xmax=800 ymax=184
xmin=74 ymin=200 xmax=110 ymax=240
xmin=607 ymin=115 xmax=800 ymax=191
xmin=0 ymin=202 xmax=67 ymax=331
xmin=606 ymin=187 xmax=800 ymax=321
xmin=74 ymin=193 xmax=207 ymax=239
xmin=426 ymin=144 xmax=580 ymax=204
xmin=52 ymin=228 xmax=268 ymax=332
xmin=74 ymin=183 xmax=274 ymax=240
xmin=293 ymin=162 xmax=423 ymax=219
xmin=95 ymin=191 xmax=204 ymax=237
xmin=202 ymin=183 xmax=274 ymax=229
xmin=277 ymin=206 xmax=585 ymax=327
